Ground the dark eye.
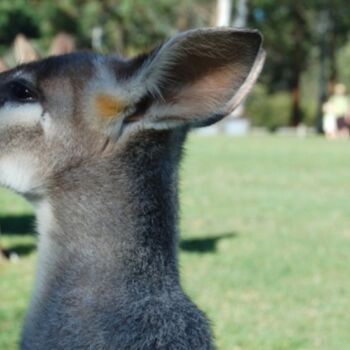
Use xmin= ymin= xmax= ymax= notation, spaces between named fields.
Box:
xmin=8 ymin=81 xmax=38 ymax=102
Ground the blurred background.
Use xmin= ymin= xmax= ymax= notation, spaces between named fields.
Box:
xmin=2 ymin=0 xmax=350 ymax=133
xmin=1 ymin=1 xmax=350 ymax=350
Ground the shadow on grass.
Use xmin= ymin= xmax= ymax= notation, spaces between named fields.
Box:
xmin=180 ymin=232 xmax=237 ymax=253
xmin=0 ymin=215 xmax=35 ymax=235
xmin=2 ymin=243 xmax=37 ymax=258
xmin=2 ymin=233 xmax=236 ymax=258
xmin=0 ymin=215 xmax=237 ymax=255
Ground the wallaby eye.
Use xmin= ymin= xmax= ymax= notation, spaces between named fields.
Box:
xmin=8 ymin=80 xmax=38 ymax=103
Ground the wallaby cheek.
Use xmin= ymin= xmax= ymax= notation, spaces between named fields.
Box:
xmin=0 ymin=127 xmax=48 ymax=193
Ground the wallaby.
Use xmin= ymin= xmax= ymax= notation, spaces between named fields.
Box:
xmin=13 ymin=34 xmax=40 ymax=64
xmin=0 ymin=33 xmax=75 ymax=75
xmin=0 ymin=28 xmax=264 ymax=349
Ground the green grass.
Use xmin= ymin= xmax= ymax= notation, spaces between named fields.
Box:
xmin=1 ymin=135 xmax=350 ymax=350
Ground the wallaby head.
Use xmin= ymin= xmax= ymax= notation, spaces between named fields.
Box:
xmin=0 ymin=28 xmax=264 ymax=198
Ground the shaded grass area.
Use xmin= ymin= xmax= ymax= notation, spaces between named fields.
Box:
xmin=0 ymin=215 xmax=35 ymax=235
xmin=180 ymin=232 xmax=237 ymax=253
xmin=1 ymin=135 xmax=350 ymax=350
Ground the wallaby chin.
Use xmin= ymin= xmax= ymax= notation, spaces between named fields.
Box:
xmin=0 ymin=28 xmax=264 ymax=349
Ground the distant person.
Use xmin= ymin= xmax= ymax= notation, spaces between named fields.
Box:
xmin=323 ymin=83 xmax=350 ymax=139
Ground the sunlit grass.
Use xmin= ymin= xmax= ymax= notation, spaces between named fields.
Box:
xmin=1 ymin=135 xmax=350 ymax=350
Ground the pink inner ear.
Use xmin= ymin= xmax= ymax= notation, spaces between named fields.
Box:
xmin=166 ymin=63 xmax=247 ymax=119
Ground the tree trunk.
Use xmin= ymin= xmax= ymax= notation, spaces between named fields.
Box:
xmin=290 ymin=71 xmax=302 ymax=126
xmin=216 ymin=0 xmax=232 ymax=27
xmin=315 ymin=9 xmax=331 ymax=133
xmin=289 ymin=5 xmax=306 ymax=127
xmin=328 ymin=31 xmax=337 ymax=95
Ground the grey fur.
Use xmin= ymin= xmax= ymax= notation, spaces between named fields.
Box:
xmin=0 ymin=28 xmax=264 ymax=349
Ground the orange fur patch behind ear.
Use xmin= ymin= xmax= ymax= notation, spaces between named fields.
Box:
xmin=95 ymin=94 xmax=127 ymax=120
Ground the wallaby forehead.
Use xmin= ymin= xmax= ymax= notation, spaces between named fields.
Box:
xmin=21 ymin=53 xmax=99 ymax=83
xmin=0 ymin=52 xmax=114 ymax=86
xmin=0 ymin=53 xmax=144 ymax=104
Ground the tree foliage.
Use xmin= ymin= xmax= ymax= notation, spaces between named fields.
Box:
xmin=0 ymin=0 xmax=40 ymax=48
xmin=248 ymin=0 xmax=350 ymax=126
xmin=0 ymin=0 xmax=214 ymax=55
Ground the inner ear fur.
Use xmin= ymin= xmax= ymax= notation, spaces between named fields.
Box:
xmin=158 ymin=29 xmax=262 ymax=91
xmin=121 ymin=28 xmax=265 ymax=128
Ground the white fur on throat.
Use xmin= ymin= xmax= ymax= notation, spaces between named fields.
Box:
xmin=28 ymin=200 xmax=59 ymax=320
xmin=0 ymin=154 xmax=39 ymax=193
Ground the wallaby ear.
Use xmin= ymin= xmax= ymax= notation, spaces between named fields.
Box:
xmin=13 ymin=34 xmax=39 ymax=64
xmin=124 ymin=28 xmax=265 ymax=129
xmin=49 ymin=32 xmax=76 ymax=56
xmin=0 ymin=58 xmax=8 ymax=73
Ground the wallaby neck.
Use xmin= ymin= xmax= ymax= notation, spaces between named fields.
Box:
xmin=36 ymin=129 xmax=185 ymax=287
xmin=21 ymin=129 xmax=192 ymax=348
xmin=27 ymin=130 xmax=185 ymax=317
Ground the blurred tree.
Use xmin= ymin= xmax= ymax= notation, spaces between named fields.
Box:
xmin=0 ymin=0 xmax=215 ymax=67
xmin=249 ymin=1 xmax=313 ymax=126
xmin=0 ymin=0 xmax=40 ymax=53
xmin=37 ymin=0 xmax=213 ymax=55
xmin=312 ymin=0 xmax=350 ymax=131
xmin=313 ymin=0 xmax=350 ymax=92
xmin=249 ymin=0 xmax=350 ymax=127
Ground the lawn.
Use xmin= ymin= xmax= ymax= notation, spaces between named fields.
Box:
xmin=1 ymin=135 xmax=350 ymax=350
